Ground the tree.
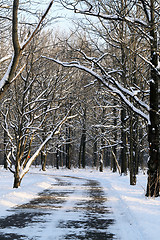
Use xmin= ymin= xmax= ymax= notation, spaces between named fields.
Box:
xmin=45 ymin=0 xmax=159 ymax=196
xmin=0 ymin=0 xmax=53 ymax=100
xmin=2 ymin=90 xmax=73 ymax=188
xmin=1 ymin=28 xmax=77 ymax=187
xmin=145 ymin=0 xmax=159 ymax=197
xmin=78 ymin=103 xmax=87 ymax=168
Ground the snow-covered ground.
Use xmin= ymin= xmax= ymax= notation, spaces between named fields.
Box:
xmin=0 ymin=166 xmax=160 ymax=240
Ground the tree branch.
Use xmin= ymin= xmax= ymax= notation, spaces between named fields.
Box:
xmin=21 ymin=0 xmax=54 ymax=51
xmin=0 ymin=0 xmax=54 ymax=100
xmin=42 ymin=55 xmax=149 ymax=123
xmin=19 ymin=105 xmax=76 ymax=179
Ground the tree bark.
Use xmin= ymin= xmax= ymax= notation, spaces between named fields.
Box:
xmin=41 ymin=151 xmax=47 ymax=171
xmin=13 ymin=161 xmax=20 ymax=188
xmin=120 ymin=5 xmax=127 ymax=175
xmin=93 ymin=139 xmax=98 ymax=168
xmin=56 ymin=146 xmax=59 ymax=170
xmin=80 ymin=129 xmax=86 ymax=168
xmin=3 ymin=129 xmax=8 ymax=169
xmin=120 ymin=108 xmax=127 ymax=175
xmin=66 ymin=126 xmax=71 ymax=169
xmin=0 ymin=0 xmax=53 ymax=100
xmin=112 ymin=103 xmax=117 ymax=172
xmin=146 ymin=0 xmax=159 ymax=197
xmin=81 ymin=107 xmax=86 ymax=168
xmin=129 ymin=113 xmax=136 ymax=185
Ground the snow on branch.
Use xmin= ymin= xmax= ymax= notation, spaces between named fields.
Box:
xmin=10 ymin=64 xmax=26 ymax=83
xmin=113 ymin=80 xmax=149 ymax=111
xmin=0 ymin=55 xmax=12 ymax=64
xmin=1 ymin=109 xmax=13 ymax=141
xmin=0 ymin=1 xmax=53 ymax=98
xmin=76 ymin=50 xmax=149 ymax=112
xmin=0 ymin=54 xmax=14 ymax=90
xmin=41 ymin=55 xmax=149 ymax=123
xmin=19 ymin=105 xmax=76 ymax=179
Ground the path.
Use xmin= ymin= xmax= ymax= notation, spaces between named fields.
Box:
xmin=0 ymin=175 xmax=116 ymax=240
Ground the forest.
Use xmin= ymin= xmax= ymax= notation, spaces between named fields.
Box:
xmin=0 ymin=0 xmax=159 ymax=197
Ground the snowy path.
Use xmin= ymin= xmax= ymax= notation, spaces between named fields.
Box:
xmin=0 ymin=174 xmax=116 ymax=240
xmin=1 ymin=168 xmax=160 ymax=240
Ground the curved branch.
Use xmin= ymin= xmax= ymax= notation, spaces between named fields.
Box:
xmin=42 ymin=55 xmax=149 ymax=123
xmin=0 ymin=0 xmax=54 ymax=100
xmin=12 ymin=0 xmax=20 ymax=54
xmin=21 ymin=0 xmax=54 ymax=51
xmin=70 ymin=50 xmax=151 ymax=112
xmin=74 ymin=8 xmax=148 ymax=28
xmin=19 ymin=105 xmax=76 ymax=179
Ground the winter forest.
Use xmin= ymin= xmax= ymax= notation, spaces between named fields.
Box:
xmin=0 ymin=0 xmax=160 ymax=199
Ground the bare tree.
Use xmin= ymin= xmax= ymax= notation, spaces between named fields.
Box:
xmin=0 ymin=0 xmax=53 ymax=100
xmin=1 ymin=30 xmax=77 ymax=187
xmin=44 ymin=0 xmax=160 ymax=196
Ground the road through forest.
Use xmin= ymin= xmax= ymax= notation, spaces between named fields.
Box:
xmin=0 ymin=174 xmax=116 ymax=240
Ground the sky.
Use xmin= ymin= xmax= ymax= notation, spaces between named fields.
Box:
xmin=21 ymin=0 xmax=78 ymax=33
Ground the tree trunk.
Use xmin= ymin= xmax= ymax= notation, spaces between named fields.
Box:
xmin=133 ymin=116 xmax=139 ymax=175
xmin=66 ymin=126 xmax=71 ymax=169
xmin=99 ymin=108 xmax=106 ymax=172
xmin=78 ymin=137 xmax=82 ymax=168
xmin=41 ymin=151 xmax=47 ymax=171
xmin=13 ymin=161 xmax=20 ymax=188
xmin=56 ymin=146 xmax=59 ymax=170
xmin=81 ymin=129 xmax=86 ymax=168
xmin=129 ymin=113 xmax=136 ymax=185
xmin=79 ymin=133 xmax=86 ymax=169
xmin=79 ymin=107 xmax=86 ymax=168
xmin=4 ymin=130 xmax=8 ymax=169
xmin=59 ymin=146 xmax=63 ymax=168
xmin=13 ymin=175 xmax=21 ymax=188
xmin=120 ymin=11 xmax=127 ymax=175
xmin=120 ymin=108 xmax=127 ymax=175
xmin=112 ymin=146 xmax=117 ymax=172
xmin=99 ymin=152 xmax=103 ymax=172
xmin=146 ymin=0 xmax=159 ymax=197
xmin=158 ymin=24 xmax=160 ymax=195
xmin=93 ymin=139 xmax=98 ymax=168
xmin=112 ymin=103 xmax=117 ymax=172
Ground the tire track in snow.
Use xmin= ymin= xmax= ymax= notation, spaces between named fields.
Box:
xmin=0 ymin=175 xmax=116 ymax=240
xmin=58 ymin=178 xmax=115 ymax=240
xmin=0 ymin=176 xmax=74 ymax=240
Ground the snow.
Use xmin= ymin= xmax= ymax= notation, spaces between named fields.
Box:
xmin=19 ymin=111 xmax=72 ymax=179
xmin=0 ymin=166 xmax=160 ymax=239
xmin=0 ymin=54 xmax=14 ymax=90
xmin=42 ymin=56 xmax=150 ymax=123
xmin=157 ymin=60 xmax=160 ymax=71
xmin=0 ymin=55 xmax=12 ymax=64
xmin=0 ymin=167 xmax=54 ymax=217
